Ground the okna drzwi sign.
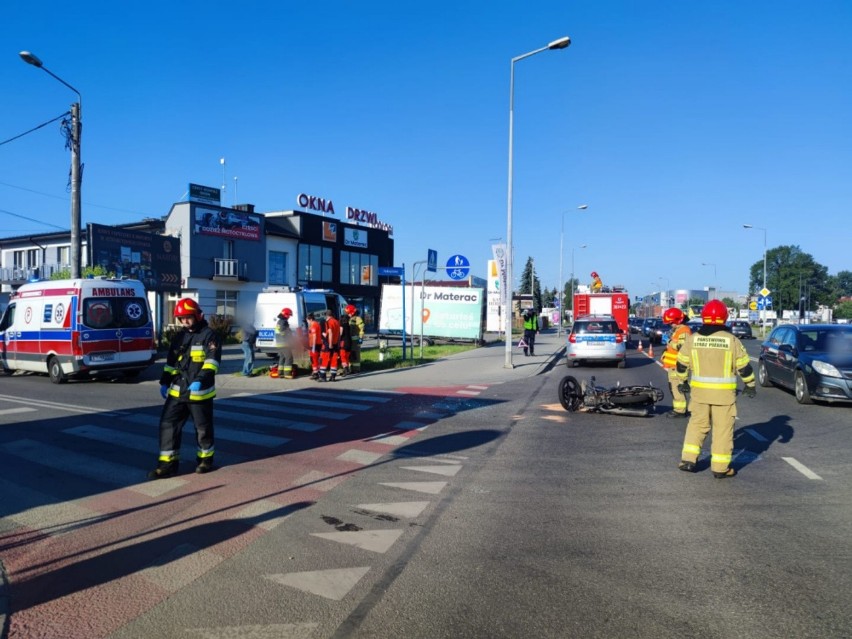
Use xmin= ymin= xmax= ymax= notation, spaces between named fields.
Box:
xmin=378 ymin=284 xmax=484 ymax=340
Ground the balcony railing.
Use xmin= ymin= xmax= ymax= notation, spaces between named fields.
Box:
xmin=0 ymin=263 xmax=69 ymax=284
xmin=213 ymin=258 xmax=241 ymax=278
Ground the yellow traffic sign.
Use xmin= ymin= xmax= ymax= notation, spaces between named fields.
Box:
xmin=760 ymin=287 xmax=771 ymax=297
xmin=749 ymin=301 xmax=758 ymax=311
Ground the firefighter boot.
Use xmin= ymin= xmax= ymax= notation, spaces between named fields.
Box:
xmin=713 ymin=467 xmax=737 ymax=479
xmin=678 ymin=460 xmax=697 ymax=473
xmin=148 ymin=460 xmax=179 ymax=480
xmin=195 ymin=456 xmax=214 ymax=474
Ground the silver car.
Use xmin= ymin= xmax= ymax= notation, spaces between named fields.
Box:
xmin=566 ymin=315 xmax=627 ymax=368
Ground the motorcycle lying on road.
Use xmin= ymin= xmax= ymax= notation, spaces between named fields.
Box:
xmin=559 ymin=375 xmax=665 ymax=417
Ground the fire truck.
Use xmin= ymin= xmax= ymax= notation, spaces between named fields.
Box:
xmin=573 ymin=285 xmax=631 ymax=338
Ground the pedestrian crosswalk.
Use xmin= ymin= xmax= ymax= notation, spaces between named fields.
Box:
xmin=0 ymin=384 xmax=483 ymax=638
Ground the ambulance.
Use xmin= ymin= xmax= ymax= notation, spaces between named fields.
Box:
xmin=0 ymin=278 xmax=156 ymax=383
xmin=254 ymin=287 xmax=348 ymax=357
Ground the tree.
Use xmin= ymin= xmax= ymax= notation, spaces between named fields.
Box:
xmin=722 ymin=297 xmax=740 ymax=313
xmin=50 ymin=265 xmax=114 ymax=280
xmin=835 ymin=301 xmax=852 ymax=320
xmin=518 ymin=257 xmax=543 ymax=311
xmin=748 ymin=245 xmax=832 ymax=311
xmin=832 ymin=270 xmax=852 ymax=299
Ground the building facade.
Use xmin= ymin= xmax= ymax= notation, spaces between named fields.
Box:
xmin=0 ymin=200 xmax=393 ymax=333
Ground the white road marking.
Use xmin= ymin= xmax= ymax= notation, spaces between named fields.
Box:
xmin=379 ymin=481 xmax=447 ymax=494
xmin=337 ymin=449 xmax=385 ymax=465
xmin=0 ymin=407 xmax=37 ymax=416
xmin=355 ymin=501 xmax=431 ymax=518
xmin=266 ymin=567 xmax=371 ymax=601
xmin=401 ymin=464 xmax=462 ymax=477
xmin=782 ymin=457 xmax=823 ymax=480
xmin=310 ymin=529 xmax=403 ymax=553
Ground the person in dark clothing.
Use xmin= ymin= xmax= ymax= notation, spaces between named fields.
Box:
xmin=339 ymin=311 xmax=353 ymax=376
xmin=149 ymin=298 xmax=221 ymax=479
xmin=522 ymin=308 xmax=539 ymax=356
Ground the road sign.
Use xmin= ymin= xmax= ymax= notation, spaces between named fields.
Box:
xmin=760 ymin=287 xmax=771 ymax=297
xmin=749 ymin=301 xmax=758 ymax=311
xmin=427 ymin=249 xmax=438 ymax=273
xmin=378 ymin=266 xmax=404 ymax=277
xmin=446 ymin=254 xmax=470 ymax=280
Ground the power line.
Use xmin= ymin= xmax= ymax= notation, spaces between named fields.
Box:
xmin=0 ymin=112 xmax=69 ymax=147
xmin=0 ymin=208 xmax=67 ymax=230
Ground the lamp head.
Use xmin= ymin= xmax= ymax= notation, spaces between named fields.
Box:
xmin=548 ymin=36 xmax=572 ymax=50
xmin=743 ymin=224 xmax=753 ymax=229
xmin=19 ymin=51 xmax=43 ymax=68
xmin=577 ymin=204 xmax=588 ymax=210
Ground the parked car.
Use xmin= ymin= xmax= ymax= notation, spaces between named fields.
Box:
xmin=757 ymin=324 xmax=852 ymax=404
xmin=566 ymin=315 xmax=627 ymax=368
xmin=727 ymin=320 xmax=754 ymax=340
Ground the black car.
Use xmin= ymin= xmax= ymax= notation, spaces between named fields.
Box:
xmin=758 ymin=323 xmax=852 ymax=404
xmin=628 ymin=317 xmax=644 ymax=334
xmin=643 ymin=318 xmax=667 ymax=345
xmin=727 ymin=320 xmax=753 ymax=340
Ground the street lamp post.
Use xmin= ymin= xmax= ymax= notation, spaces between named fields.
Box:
xmin=659 ymin=277 xmax=670 ymax=308
xmin=743 ymin=224 xmax=767 ymax=334
xmin=505 ymin=35 xmax=572 ymax=369
xmin=701 ymin=262 xmax=717 ymax=299
xmin=20 ymin=51 xmax=82 ymax=279
xmin=569 ymin=243 xmax=587 ymax=319
xmin=558 ymin=204 xmax=587 ymax=336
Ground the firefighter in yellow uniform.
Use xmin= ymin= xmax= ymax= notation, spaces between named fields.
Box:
xmin=590 ymin=271 xmax=603 ymax=292
xmin=675 ymin=300 xmax=756 ymax=478
xmin=660 ymin=307 xmax=693 ymax=418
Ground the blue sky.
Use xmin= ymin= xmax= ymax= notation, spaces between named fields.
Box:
xmin=2 ymin=1 xmax=850 ymax=301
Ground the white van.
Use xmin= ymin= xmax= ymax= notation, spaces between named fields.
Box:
xmin=0 ymin=278 xmax=156 ymax=383
xmin=255 ymin=287 xmax=348 ymax=357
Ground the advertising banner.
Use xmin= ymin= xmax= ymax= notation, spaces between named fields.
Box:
xmin=491 ymin=243 xmax=507 ymax=305
xmin=344 ymin=227 xmax=368 ymax=248
xmin=193 ymin=206 xmax=262 ymax=241
xmin=486 ymin=259 xmax=503 ymax=332
xmin=88 ymin=223 xmax=181 ymax=292
xmin=379 ymin=284 xmax=483 ymax=340
xmin=188 ymin=183 xmax=221 ymax=205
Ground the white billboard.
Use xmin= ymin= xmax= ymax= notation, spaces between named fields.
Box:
xmin=379 ymin=284 xmax=483 ymax=340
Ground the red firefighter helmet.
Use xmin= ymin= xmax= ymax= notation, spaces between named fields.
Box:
xmin=279 ymin=307 xmax=293 ymax=319
xmin=590 ymin=271 xmax=599 ymax=278
xmin=662 ymin=307 xmax=685 ymax=325
xmin=345 ymin=304 xmax=357 ymax=316
xmin=174 ymin=298 xmax=202 ymax=319
xmin=701 ymin=299 xmax=728 ymax=325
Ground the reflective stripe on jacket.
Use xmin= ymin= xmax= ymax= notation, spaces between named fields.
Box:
xmin=676 ymin=327 xmax=754 ymax=405
xmin=661 ymin=324 xmax=692 ymax=368
xmin=160 ymin=320 xmax=221 ymax=402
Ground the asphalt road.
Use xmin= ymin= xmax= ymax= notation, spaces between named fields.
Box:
xmin=1 ymin=340 xmax=850 ymax=638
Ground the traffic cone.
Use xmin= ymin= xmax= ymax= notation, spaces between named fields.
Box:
xmin=637 ymin=340 xmax=643 ymax=352
xmin=648 ymin=343 xmax=654 ymax=357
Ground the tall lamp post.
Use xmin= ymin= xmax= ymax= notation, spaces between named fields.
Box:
xmin=743 ymin=224 xmax=767 ymax=334
xmin=659 ymin=277 xmax=670 ymax=308
xmin=569 ymin=243 xmax=587 ymax=320
xmin=558 ymin=204 xmax=587 ymax=336
xmin=701 ymin=262 xmax=717 ymax=299
xmin=20 ymin=51 xmax=82 ymax=279
xmin=505 ymin=35 xmax=572 ymax=369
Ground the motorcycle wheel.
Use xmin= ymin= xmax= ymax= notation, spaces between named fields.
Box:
xmin=559 ymin=375 xmax=583 ymax=412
